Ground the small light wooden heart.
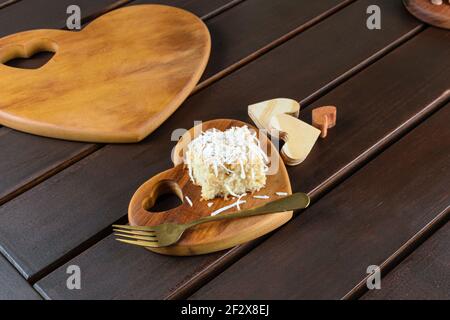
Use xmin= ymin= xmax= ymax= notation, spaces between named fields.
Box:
xmin=248 ymin=98 xmax=300 ymax=130
xmin=248 ymin=98 xmax=321 ymax=166
xmin=270 ymin=114 xmax=321 ymax=166
xmin=0 ymin=5 xmax=211 ymax=143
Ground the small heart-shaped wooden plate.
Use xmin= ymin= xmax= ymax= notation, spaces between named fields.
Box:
xmin=0 ymin=5 xmax=210 ymax=143
xmin=128 ymin=119 xmax=293 ymax=256
xmin=403 ymin=0 xmax=450 ymax=29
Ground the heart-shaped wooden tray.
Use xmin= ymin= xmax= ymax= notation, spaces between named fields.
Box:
xmin=404 ymin=0 xmax=450 ymax=29
xmin=0 ymin=5 xmax=210 ymax=143
xmin=128 ymin=119 xmax=293 ymax=255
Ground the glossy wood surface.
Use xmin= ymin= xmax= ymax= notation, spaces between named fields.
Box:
xmin=5 ymin=0 xmax=418 ymax=282
xmin=0 ymin=0 xmax=448 ymax=300
xmin=35 ymin=25 xmax=449 ymax=299
xmin=362 ymin=219 xmax=450 ymax=300
xmin=0 ymin=254 xmax=41 ymax=299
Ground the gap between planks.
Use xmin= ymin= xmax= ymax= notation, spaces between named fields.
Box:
xmin=27 ymin=214 xmax=129 ymax=285
xmin=0 ymin=143 xmax=102 ymax=206
xmin=201 ymin=0 xmax=247 ymax=21
xmin=79 ymin=0 xmax=135 ymax=26
xmin=0 ymin=0 xmax=21 ymax=10
xmin=300 ymin=24 xmax=427 ymax=107
xmin=192 ymin=0 xmax=358 ymax=95
xmin=343 ymin=97 xmax=450 ymax=300
xmin=351 ymin=206 xmax=450 ymax=300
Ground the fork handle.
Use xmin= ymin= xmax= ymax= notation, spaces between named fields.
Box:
xmin=187 ymin=192 xmax=310 ymax=227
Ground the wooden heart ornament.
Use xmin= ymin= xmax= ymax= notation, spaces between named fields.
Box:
xmin=0 ymin=5 xmax=211 ymax=143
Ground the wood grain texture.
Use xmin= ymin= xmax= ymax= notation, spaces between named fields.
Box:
xmin=0 ymin=0 xmax=266 ymax=280
xmin=0 ymin=5 xmax=211 ymax=143
xmin=0 ymin=0 xmax=20 ymax=10
xmin=131 ymin=0 xmax=240 ymax=18
xmin=0 ymin=0 xmax=126 ymax=71
xmin=0 ymin=255 xmax=41 ymax=300
xmin=200 ymin=0 xmax=352 ymax=80
xmin=32 ymin=21 xmax=448 ymax=299
xmin=128 ymin=119 xmax=292 ymax=255
xmin=362 ymin=220 xmax=450 ymax=300
xmin=191 ymin=103 xmax=450 ymax=300
xmin=0 ymin=0 xmax=414 ymax=200
xmin=404 ymin=0 xmax=450 ymax=29
xmin=0 ymin=127 xmax=96 ymax=205
xmin=35 ymin=235 xmax=225 ymax=299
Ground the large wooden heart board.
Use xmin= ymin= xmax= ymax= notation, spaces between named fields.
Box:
xmin=0 ymin=5 xmax=210 ymax=143
xmin=128 ymin=119 xmax=293 ymax=255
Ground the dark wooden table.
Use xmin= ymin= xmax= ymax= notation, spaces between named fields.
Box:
xmin=0 ymin=0 xmax=449 ymax=300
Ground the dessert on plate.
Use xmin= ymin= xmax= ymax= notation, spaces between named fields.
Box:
xmin=184 ymin=126 xmax=269 ymax=200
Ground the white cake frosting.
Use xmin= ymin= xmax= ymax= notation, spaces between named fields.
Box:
xmin=185 ymin=126 xmax=268 ymax=200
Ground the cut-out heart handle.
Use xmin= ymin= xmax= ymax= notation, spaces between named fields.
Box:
xmin=0 ymin=29 xmax=61 ymax=70
xmin=129 ymin=164 xmax=191 ymax=226
xmin=4 ymin=50 xmax=55 ymax=70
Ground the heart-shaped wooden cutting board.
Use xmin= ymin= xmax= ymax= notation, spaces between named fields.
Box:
xmin=128 ymin=119 xmax=293 ymax=256
xmin=0 ymin=5 xmax=210 ymax=143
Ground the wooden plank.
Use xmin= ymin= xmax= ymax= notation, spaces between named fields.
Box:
xmin=189 ymin=103 xmax=450 ymax=299
xmin=32 ymin=8 xmax=447 ymax=299
xmin=0 ymin=128 xmax=96 ymax=205
xmin=0 ymin=0 xmax=20 ymax=10
xmin=131 ymin=0 xmax=241 ymax=18
xmin=362 ymin=220 xmax=450 ymax=300
xmin=0 ymin=0 xmax=127 ymax=37
xmin=0 ymin=255 xmax=41 ymax=299
xmin=197 ymin=0 xmax=354 ymax=80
